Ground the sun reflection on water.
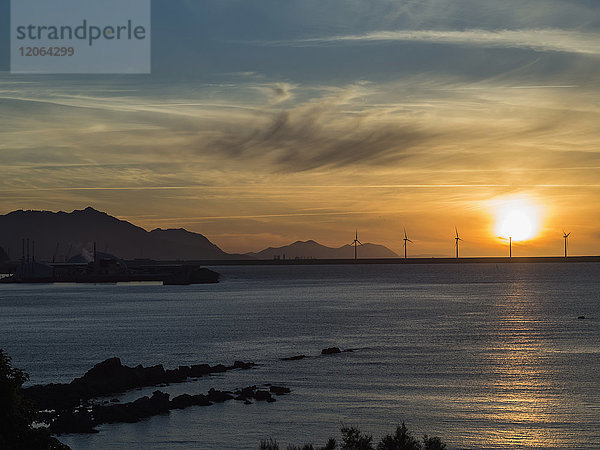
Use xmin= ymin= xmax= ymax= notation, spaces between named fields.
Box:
xmin=483 ymin=282 xmax=566 ymax=449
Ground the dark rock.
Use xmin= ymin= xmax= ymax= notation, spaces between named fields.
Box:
xmin=269 ymin=386 xmax=291 ymax=395
xmin=94 ymin=391 xmax=170 ymax=425
xmin=190 ymin=394 xmax=212 ymax=406
xmin=170 ymin=394 xmax=194 ymax=410
xmin=321 ymin=347 xmax=342 ymax=355
xmin=170 ymin=393 xmax=212 ymax=409
xmin=234 ymin=385 xmax=257 ymax=401
xmin=110 ymin=398 xmax=120 ymax=403
xmin=150 ymin=391 xmax=170 ymax=411
xmin=233 ymin=361 xmax=255 ymax=370
xmin=142 ymin=364 xmax=167 ymax=384
xmin=165 ymin=368 xmax=186 ymax=383
xmin=254 ymin=390 xmax=274 ymax=402
xmin=23 ymin=357 xmax=272 ymax=419
xmin=49 ymin=381 xmax=286 ymax=433
xmin=190 ymin=364 xmax=211 ymax=377
xmin=281 ymin=355 xmax=307 ymax=361
xmin=207 ymin=388 xmax=234 ymax=403
xmin=130 ymin=391 xmax=170 ymax=418
xmin=177 ymin=366 xmax=192 ymax=378
xmin=210 ymin=364 xmax=227 ymax=373
xmin=578 ymin=315 xmax=586 ymax=320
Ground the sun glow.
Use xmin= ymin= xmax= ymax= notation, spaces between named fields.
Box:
xmin=494 ymin=198 xmax=541 ymax=241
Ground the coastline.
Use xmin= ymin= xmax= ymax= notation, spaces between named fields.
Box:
xmin=186 ymin=255 xmax=600 ymax=266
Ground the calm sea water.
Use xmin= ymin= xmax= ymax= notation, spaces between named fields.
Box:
xmin=0 ymin=263 xmax=599 ymax=449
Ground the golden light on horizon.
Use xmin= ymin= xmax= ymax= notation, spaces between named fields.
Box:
xmin=493 ymin=197 xmax=543 ymax=242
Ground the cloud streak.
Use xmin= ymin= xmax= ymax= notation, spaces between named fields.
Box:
xmin=267 ymin=28 xmax=600 ymax=55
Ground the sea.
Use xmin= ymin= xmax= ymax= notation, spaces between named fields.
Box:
xmin=0 ymin=263 xmax=598 ymax=449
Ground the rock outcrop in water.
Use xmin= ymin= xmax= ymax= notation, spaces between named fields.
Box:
xmin=321 ymin=347 xmax=342 ymax=355
xmin=281 ymin=347 xmax=355 ymax=360
xmin=23 ymin=357 xmax=256 ymax=411
xmin=21 ymin=357 xmax=292 ymax=435
xmin=51 ymin=385 xmax=288 ymax=434
xmin=25 ymin=347 xmax=357 ymax=436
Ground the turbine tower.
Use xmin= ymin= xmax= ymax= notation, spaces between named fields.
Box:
xmin=455 ymin=227 xmax=462 ymax=259
xmin=563 ymin=230 xmax=571 ymax=258
xmin=509 ymin=236 xmax=512 ymax=258
xmin=351 ymin=229 xmax=363 ymax=260
xmin=403 ymin=228 xmax=413 ymax=259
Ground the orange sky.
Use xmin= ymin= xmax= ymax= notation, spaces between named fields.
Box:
xmin=1 ymin=2 xmax=599 ymax=256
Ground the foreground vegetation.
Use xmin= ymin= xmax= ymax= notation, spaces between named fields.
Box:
xmin=0 ymin=349 xmax=70 ymax=449
xmin=260 ymin=423 xmax=447 ymax=450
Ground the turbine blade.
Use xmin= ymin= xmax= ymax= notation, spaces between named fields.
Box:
xmin=408 ymin=239 xmax=414 ymax=243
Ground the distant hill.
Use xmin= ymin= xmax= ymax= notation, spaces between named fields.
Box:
xmin=0 ymin=207 xmax=246 ymax=261
xmin=247 ymin=240 xmax=399 ymax=260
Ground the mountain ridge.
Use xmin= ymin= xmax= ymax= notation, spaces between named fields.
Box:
xmin=0 ymin=207 xmax=243 ymax=261
xmin=247 ymin=239 xmax=398 ymax=259
xmin=0 ymin=207 xmax=399 ymax=262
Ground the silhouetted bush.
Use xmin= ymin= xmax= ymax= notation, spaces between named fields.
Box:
xmin=377 ymin=422 xmax=420 ymax=449
xmin=322 ymin=438 xmax=337 ymax=450
xmin=0 ymin=349 xmax=70 ymax=450
xmin=340 ymin=425 xmax=374 ymax=449
xmin=260 ymin=439 xmax=336 ymax=450
xmin=260 ymin=438 xmax=280 ymax=449
xmin=421 ymin=435 xmax=446 ymax=450
xmin=259 ymin=424 xmax=446 ymax=450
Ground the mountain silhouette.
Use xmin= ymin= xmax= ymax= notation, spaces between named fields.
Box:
xmin=0 ymin=207 xmax=245 ymax=261
xmin=247 ymin=239 xmax=398 ymax=259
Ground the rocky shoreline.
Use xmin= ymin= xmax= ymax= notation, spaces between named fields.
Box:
xmin=22 ymin=356 xmax=274 ymax=434
xmin=49 ymin=384 xmax=290 ymax=434
xmin=23 ymin=357 xmax=256 ymax=411
xmin=23 ymin=347 xmax=353 ymax=436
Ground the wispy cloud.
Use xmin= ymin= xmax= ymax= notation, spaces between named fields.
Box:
xmin=266 ymin=29 xmax=600 ymax=55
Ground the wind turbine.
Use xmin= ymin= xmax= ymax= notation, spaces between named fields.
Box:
xmin=403 ymin=228 xmax=413 ymax=259
xmin=563 ymin=230 xmax=571 ymax=258
xmin=455 ymin=227 xmax=462 ymax=259
xmin=351 ymin=229 xmax=363 ymax=260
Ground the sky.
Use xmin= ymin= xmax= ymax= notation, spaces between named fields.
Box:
xmin=1 ymin=0 xmax=599 ymax=256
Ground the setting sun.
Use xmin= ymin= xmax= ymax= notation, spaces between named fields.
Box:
xmin=494 ymin=198 xmax=542 ymax=242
